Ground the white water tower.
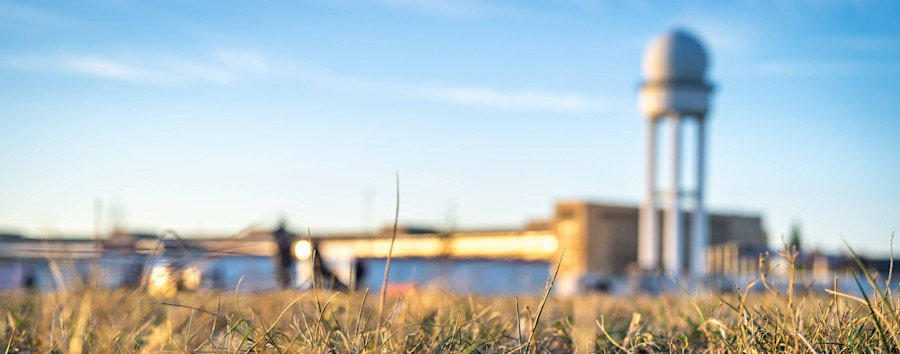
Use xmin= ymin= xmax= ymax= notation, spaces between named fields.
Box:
xmin=638 ymin=29 xmax=713 ymax=277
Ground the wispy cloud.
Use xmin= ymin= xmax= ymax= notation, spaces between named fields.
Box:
xmin=829 ymin=35 xmax=900 ymax=52
xmin=62 ymin=57 xmax=156 ymax=82
xmin=423 ymin=86 xmax=599 ymax=111
xmin=370 ymin=0 xmax=523 ymax=18
xmin=0 ymin=49 xmax=270 ymax=85
xmin=277 ymin=62 xmax=609 ymax=112
xmin=755 ymin=61 xmax=900 ymax=76
xmin=212 ymin=50 xmax=269 ymax=75
xmin=0 ymin=2 xmax=66 ymax=25
xmin=2 ymin=49 xmax=607 ymax=112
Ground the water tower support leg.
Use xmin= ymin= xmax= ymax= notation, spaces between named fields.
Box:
xmin=639 ymin=119 xmax=659 ymax=270
xmin=664 ymin=115 xmax=683 ymax=275
xmin=690 ymin=118 xmax=708 ymax=278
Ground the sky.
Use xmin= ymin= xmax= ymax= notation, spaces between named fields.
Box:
xmin=0 ymin=0 xmax=898 ymax=256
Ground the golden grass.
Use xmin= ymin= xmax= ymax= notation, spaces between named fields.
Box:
xmin=4 ymin=201 xmax=897 ymax=353
xmin=1 ymin=265 xmax=899 ymax=353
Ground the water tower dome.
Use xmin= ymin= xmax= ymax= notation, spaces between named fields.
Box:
xmin=642 ymin=29 xmax=708 ymax=82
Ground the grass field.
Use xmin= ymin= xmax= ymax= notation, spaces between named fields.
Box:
xmin=3 ymin=243 xmax=900 ymax=353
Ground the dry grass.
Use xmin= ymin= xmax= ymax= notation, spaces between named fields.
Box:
xmin=0 ymin=284 xmax=894 ymax=352
xmin=3 ymin=242 xmax=900 ymax=353
xmin=4 ymin=190 xmax=897 ymax=354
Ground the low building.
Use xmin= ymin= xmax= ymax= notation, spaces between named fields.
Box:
xmin=0 ymin=200 xmax=767 ymax=294
xmin=549 ymin=201 xmax=765 ymax=293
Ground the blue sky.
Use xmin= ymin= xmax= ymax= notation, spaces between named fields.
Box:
xmin=0 ymin=0 xmax=898 ymax=255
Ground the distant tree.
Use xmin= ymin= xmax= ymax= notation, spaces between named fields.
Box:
xmin=788 ymin=223 xmax=802 ymax=252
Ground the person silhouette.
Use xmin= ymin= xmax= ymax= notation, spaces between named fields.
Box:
xmin=273 ymin=218 xmax=296 ymax=289
xmin=309 ymin=239 xmax=349 ymax=292
xmin=273 ymin=218 xmax=350 ymax=291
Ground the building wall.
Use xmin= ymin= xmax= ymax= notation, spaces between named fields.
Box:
xmin=554 ymin=202 xmax=764 ymax=277
xmin=587 ymin=204 xmax=639 ymax=274
xmin=554 ymin=201 xmax=589 ymax=276
xmin=709 ymin=214 xmax=765 ymax=248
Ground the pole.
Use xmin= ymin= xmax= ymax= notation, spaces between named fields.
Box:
xmin=664 ymin=115 xmax=683 ymax=274
xmin=690 ymin=117 xmax=708 ymax=278
xmin=639 ymin=118 xmax=659 ymax=270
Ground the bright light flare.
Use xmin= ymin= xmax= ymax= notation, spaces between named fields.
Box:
xmin=148 ymin=265 xmax=176 ymax=296
xmin=150 ymin=266 xmax=170 ymax=288
xmin=293 ymin=240 xmax=312 ymax=260
xmin=181 ymin=266 xmax=202 ymax=290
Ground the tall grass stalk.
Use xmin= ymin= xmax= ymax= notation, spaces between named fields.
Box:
xmin=374 ymin=172 xmax=400 ymax=351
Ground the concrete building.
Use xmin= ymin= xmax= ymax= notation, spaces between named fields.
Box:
xmin=301 ymin=200 xmax=764 ymax=293
xmin=550 ymin=201 xmax=764 ymax=292
xmin=0 ymin=200 xmax=765 ymax=294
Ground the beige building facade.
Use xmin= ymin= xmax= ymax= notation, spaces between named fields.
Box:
xmin=552 ymin=201 xmax=765 ymax=283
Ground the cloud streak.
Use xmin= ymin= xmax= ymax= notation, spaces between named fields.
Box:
xmin=755 ymin=61 xmax=900 ymax=76
xmin=829 ymin=35 xmax=900 ymax=52
xmin=61 ymin=57 xmax=155 ymax=82
xmin=0 ymin=49 xmax=270 ymax=85
xmin=371 ymin=0 xmax=521 ymax=17
xmin=2 ymin=49 xmax=608 ymax=112
xmin=0 ymin=2 xmax=66 ymax=25
xmin=423 ymin=86 xmax=598 ymax=111
xmin=277 ymin=61 xmax=609 ymax=112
